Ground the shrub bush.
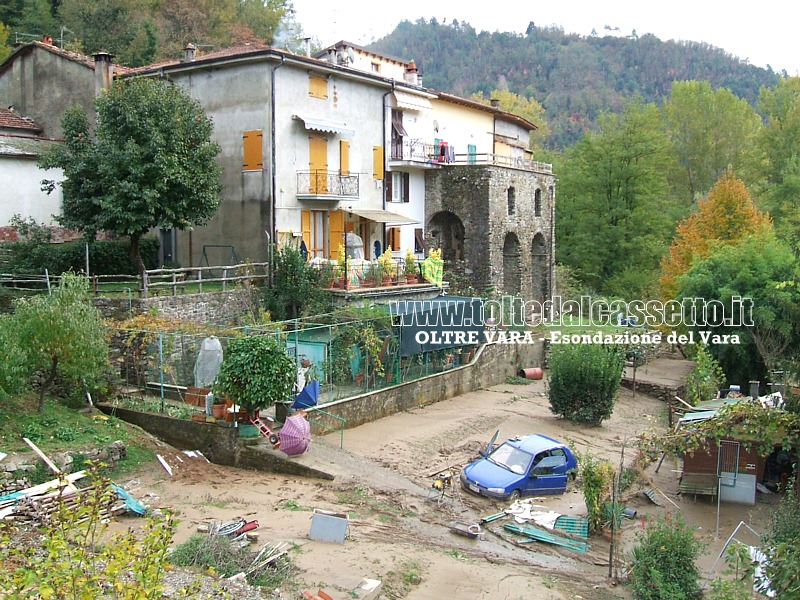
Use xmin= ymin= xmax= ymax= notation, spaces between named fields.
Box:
xmin=4 ymin=238 xmax=158 ymax=276
xmin=630 ymin=514 xmax=703 ymax=600
xmin=547 ymin=344 xmax=625 ymax=425
xmin=213 ymin=335 xmax=295 ymax=414
xmin=684 ymin=344 xmax=725 ymax=405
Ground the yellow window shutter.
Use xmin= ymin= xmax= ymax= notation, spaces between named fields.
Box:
xmin=340 ymin=140 xmax=350 ymax=176
xmin=328 ymin=210 xmax=344 ymax=259
xmin=390 ymin=227 xmax=401 ymax=251
xmin=373 ymin=145 xmax=384 ymax=180
xmin=243 ymin=130 xmax=263 ymax=170
xmin=309 ymin=75 xmax=328 ymax=99
xmin=301 ymin=210 xmax=312 ymax=254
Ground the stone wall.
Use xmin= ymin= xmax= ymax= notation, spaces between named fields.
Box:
xmin=425 ymin=165 xmax=555 ymax=301
xmin=98 ymin=406 xmax=239 ymax=466
xmin=95 ymin=288 xmax=256 ymax=324
xmin=0 ymin=441 xmax=127 ymax=495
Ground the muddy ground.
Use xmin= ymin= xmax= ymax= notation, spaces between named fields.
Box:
xmin=118 ymin=357 xmax=779 ymax=599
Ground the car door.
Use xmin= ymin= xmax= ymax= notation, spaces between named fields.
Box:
xmin=528 ymin=454 xmax=569 ymax=494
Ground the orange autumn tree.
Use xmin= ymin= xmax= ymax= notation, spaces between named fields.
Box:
xmin=659 ymin=170 xmax=771 ymax=299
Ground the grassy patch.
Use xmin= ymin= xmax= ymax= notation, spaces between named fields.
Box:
xmin=380 ymin=559 xmax=423 ymax=600
xmin=170 ymin=534 xmax=300 ymax=589
xmin=504 ymin=375 xmax=533 ymax=385
xmin=333 ymin=485 xmax=415 ymax=523
xmin=0 ymin=393 xmax=158 ymax=476
xmin=281 ymin=499 xmax=306 ymax=511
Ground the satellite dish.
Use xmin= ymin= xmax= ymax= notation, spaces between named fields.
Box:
xmin=433 ymin=119 xmax=439 ymax=133
xmin=347 ymin=47 xmax=355 ymax=63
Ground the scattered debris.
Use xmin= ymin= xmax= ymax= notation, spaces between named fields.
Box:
xmin=309 ymin=509 xmax=349 ymax=543
xmin=23 ymin=437 xmax=62 ymax=474
xmin=156 ymin=454 xmax=173 ymax=476
xmin=449 ymin=520 xmax=482 ymax=539
xmin=504 ymin=523 xmax=590 ymax=553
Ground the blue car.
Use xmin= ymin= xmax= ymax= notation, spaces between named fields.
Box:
xmin=460 ymin=433 xmax=577 ymax=501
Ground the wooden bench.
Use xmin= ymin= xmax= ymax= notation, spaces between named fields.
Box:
xmin=679 ymin=472 xmax=718 ymax=501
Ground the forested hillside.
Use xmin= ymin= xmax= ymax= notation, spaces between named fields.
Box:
xmin=0 ymin=0 xmax=303 ymax=67
xmin=369 ymin=19 xmax=781 ymax=147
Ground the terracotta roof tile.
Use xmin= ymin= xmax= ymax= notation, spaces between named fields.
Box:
xmin=0 ymin=108 xmax=41 ymax=131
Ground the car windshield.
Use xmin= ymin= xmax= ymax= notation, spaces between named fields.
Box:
xmin=487 ymin=443 xmax=533 ymax=475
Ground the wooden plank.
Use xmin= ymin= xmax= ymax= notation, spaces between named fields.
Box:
xmin=23 ymin=437 xmax=61 ymax=474
xmin=156 ymin=454 xmax=173 ymax=476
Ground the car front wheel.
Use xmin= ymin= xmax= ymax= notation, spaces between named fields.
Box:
xmin=508 ymin=490 xmax=521 ymax=503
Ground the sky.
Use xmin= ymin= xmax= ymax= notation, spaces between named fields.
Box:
xmin=290 ymin=0 xmax=799 ymax=76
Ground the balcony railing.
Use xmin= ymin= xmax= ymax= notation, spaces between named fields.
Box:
xmin=390 ymin=138 xmax=437 ymax=163
xmin=452 ymin=152 xmax=553 ymax=174
xmin=389 ymin=139 xmax=553 ymax=174
xmin=297 ymin=171 xmax=359 ymax=198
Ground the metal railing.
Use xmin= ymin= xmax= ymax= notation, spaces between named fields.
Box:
xmin=452 ymin=152 xmax=553 ymax=173
xmin=390 ymin=138 xmax=437 ymax=163
xmin=296 ymin=170 xmax=359 ymax=197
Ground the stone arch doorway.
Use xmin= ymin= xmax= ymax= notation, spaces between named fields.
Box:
xmin=531 ymin=233 xmax=548 ymax=304
xmin=427 ymin=211 xmax=465 ymax=261
xmin=502 ymin=232 xmax=521 ymax=295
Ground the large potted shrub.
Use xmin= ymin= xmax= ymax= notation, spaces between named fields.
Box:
xmin=213 ymin=335 xmax=295 ymax=425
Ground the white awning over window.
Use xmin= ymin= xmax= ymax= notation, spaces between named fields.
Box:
xmin=347 ymin=208 xmax=418 ymax=224
xmin=393 ymin=91 xmax=433 ymax=112
xmin=293 ymin=115 xmax=354 ymax=137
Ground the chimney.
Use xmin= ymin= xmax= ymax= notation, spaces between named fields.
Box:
xmin=41 ymin=34 xmax=53 ymax=45
xmin=404 ymin=59 xmax=419 ymax=85
xmin=93 ymin=51 xmax=114 ymax=97
xmin=303 ymin=37 xmax=311 ymax=57
xmin=490 ymin=98 xmax=500 ymax=108
xmin=183 ymin=42 xmax=196 ymax=63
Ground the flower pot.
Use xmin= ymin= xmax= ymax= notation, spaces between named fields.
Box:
xmin=406 ymin=274 xmax=418 ymax=284
xmin=212 ymin=403 xmax=227 ymax=419
xmin=381 ymin=276 xmax=392 ymax=286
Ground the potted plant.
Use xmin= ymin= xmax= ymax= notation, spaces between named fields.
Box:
xmin=404 ymin=249 xmax=418 ymax=284
xmin=213 ymin=335 xmax=295 ymax=433
xmin=378 ymin=249 xmax=395 ymax=286
xmin=335 ymin=243 xmax=347 ymax=287
xmin=365 ymin=262 xmax=382 ymax=288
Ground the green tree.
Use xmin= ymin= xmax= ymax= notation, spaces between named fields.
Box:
xmin=547 ymin=344 xmax=625 ymax=425
xmin=676 ymin=231 xmax=800 ymax=388
xmin=557 ymin=98 xmax=676 ymax=297
xmin=758 ymin=77 xmax=800 ymax=187
xmin=12 ymin=273 xmax=109 ymax=413
xmin=0 ymin=314 xmax=28 ymax=399
xmin=630 ymin=515 xmax=704 ymax=600
xmin=58 ymin=0 xmax=157 ymax=66
xmin=0 ymin=22 xmax=11 ymax=63
xmin=664 ymin=80 xmax=765 ymax=205
xmin=683 ymin=344 xmax=725 ymax=405
xmin=0 ymin=469 xmax=188 ymax=597
xmin=267 ymin=246 xmax=329 ymax=321
xmin=213 ymin=335 xmax=295 ymax=415
xmin=40 ymin=78 xmax=221 ymax=277
xmin=757 ymin=488 xmax=800 ymax=597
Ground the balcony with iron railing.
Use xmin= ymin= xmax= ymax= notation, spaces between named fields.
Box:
xmin=297 ymin=170 xmax=360 ymax=200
